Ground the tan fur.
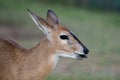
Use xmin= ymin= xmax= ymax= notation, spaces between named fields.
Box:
xmin=0 ymin=9 xmax=89 ymax=80
xmin=0 ymin=26 xmax=76 ymax=80
xmin=0 ymin=38 xmax=57 ymax=80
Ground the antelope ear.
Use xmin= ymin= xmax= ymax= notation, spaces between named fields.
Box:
xmin=27 ymin=9 xmax=52 ymax=40
xmin=47 ymin=10 xmax=59 ymax=26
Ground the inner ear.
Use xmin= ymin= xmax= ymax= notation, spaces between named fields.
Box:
xmin=27 ymin=9 xmax=53 ymax=41
xmin=47 ymin=10 xmax=59 ymax=26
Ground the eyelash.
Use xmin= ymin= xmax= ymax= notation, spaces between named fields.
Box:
xmin=60 ymin=35 xmax=69 ymax=40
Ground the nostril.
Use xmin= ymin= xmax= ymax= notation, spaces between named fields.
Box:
xmin=83 ymin=48 xmax=89 ymax=54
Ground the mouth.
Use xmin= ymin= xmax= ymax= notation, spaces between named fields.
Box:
xmin=74 ymin=53 xmax=87 ymax=60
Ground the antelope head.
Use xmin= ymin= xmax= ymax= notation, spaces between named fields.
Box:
xmin=27 ymin=9 xmax=89 ymax=60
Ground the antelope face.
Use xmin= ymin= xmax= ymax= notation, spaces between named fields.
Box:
xmin=28 ymin=9 xmax=89 ymax=60
xmin=52 ymin=25 xmax=89 ymax=60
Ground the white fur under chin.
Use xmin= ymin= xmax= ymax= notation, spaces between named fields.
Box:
xmin=51 ymin=52 xmax=77 ymax=70
xmin=52 ymin=52 xmax=76 ymax=69
xmin=51 ymin=51 xmax=84 ymax=70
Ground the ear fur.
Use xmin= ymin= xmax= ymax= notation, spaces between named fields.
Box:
xmin=27 ymin=9 xmax=52 ymax=40
xmin=47 ymin=10 xmax=59 ymax=26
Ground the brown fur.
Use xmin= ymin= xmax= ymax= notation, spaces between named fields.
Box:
xmin=0 ymin=9 xmax=89 ymax=80
xmin=0 ymin=25 xmax=78 ymax=80
xmin=0 ymin=38 xmax=56 ymax=80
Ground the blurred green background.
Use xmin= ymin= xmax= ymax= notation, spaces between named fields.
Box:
xmin=0 ymin=0 xmax=120 ymax=80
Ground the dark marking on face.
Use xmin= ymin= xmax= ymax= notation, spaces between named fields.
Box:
xmin=69 ymin=31 xmax=89 ymax=54
xmin=69 ymin=32 xmax=85 ymax=47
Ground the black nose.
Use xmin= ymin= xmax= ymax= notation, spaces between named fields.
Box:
xmin=83 ymin=48 xmax=89 ymax=54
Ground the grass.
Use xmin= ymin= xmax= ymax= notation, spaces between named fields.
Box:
xmin=0 ymin=1 xmax=120 ymax=80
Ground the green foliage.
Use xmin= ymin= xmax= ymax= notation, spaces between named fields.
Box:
xmin=37 ymin=0 xmax=120 ymax=11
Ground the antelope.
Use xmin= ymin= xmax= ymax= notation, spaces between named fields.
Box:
xmin=0 ymin=9 xmax=89 ymax=80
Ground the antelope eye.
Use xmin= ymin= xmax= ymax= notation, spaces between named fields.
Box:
xmin=60 ymin=35 xmax=69 ymax=40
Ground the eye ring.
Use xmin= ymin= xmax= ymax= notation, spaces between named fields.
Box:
xmin=60 ymin=35 xmax=69 ymax=40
